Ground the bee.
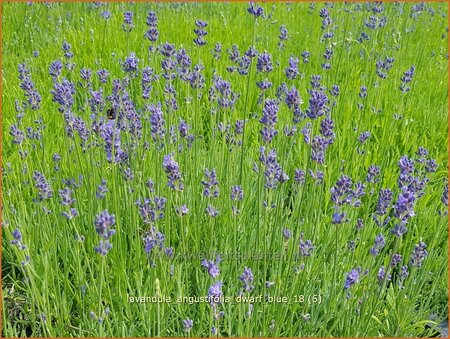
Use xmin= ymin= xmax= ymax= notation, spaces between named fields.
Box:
xmin=106 ymin=107 xmax=116 ymax=120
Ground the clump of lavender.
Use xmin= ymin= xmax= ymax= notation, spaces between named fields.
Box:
xmin=163 ymin=153 xmax=183 ymax=191
xmin=201 ymin=256 xmax=221 ymax=278
xmin=122 ymin=11 xmax=134 ymax=32
xmin=145 ymin=11 xmax=159 ymax=42
xmin=366 ymin=165 xmax=381 ymax=183
xmin=193 ymin=19 xmax=207 ymax=46
xmin=94 ymin=210 xmax=116 ymax=256
xmin=239 ymin=267 xmax=254 ymax=292
xmin=259 ymin=99 xmax=279 ymax=143
xmin=400 ymin=65 xmax=415 ymax=93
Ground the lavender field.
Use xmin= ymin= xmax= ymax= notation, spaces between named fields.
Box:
xmin=1 ymin=1 xmax=449 ymax=337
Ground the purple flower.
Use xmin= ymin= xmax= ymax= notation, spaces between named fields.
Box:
xmin=148 ymin=103 xmax=166 ymax=142
xmin=259 ymin=99 xmax=279 ymax=143
xmin=51 ymin=78 xmax=75 ymax=113
xmin=294 ymin=169 xmax=305 ymax=184
xmin=193 ymin=19 xmax=208 ymax=46
xmin=206 ymin=205 xmax=220 ymax=217
xmin=143 ymin=227 xmax=165 ymax=256
xmin=366 ymin=165 xmax=381 ymax=183
xmin=59 ymin=187 xmax=75 ymax=206
xmin=62 ymin=208 xmax=79 ymax=220
xmin=259 ymin=146 xmax=288 ymax=189
xmin=9 ymin=125 xmax=25 ymax=145
xmin=208 ymin=281 xmax=223 ymax=305
xmin=256 ymin=51 xmax=273 ymax=73
xmin=201 ymin=257 xmax=220 ymax=278
xmin=239 ymin=267 xmax=254 ymax=292
xmin=176 ymin=205 xmax=189 ymax=216
xmin=282 ymin=228 xmax=291 ymax=240
xmin=33 ymin=170 xmax=53 ymax=200
xmin=332 ymin=212 xmax=348 ymax=224
xmin=358 ymin=131 xmax=371 ymax=144
xmin=391 ymin=253 xmax=402 ymax=267
xmin=306 ymin=90 xmax=329 ymax=119
xmin=369 ymin=234 xmax=385 ymax=256
xmin=202 ymin=169 xmax=219 ymax=198
xmin=62 ymin=41 xmax=73 ymax=59
xmin=94 ymin=210 xmax=116 ymax=240
xmin=97 ymin=69 xmax=109 ymax=84
xmin=182 ymin=319 xmax=193 ymax=332
xmin=410 ymin=240 xmax=428 ymax=267
xmin=122 ymin=52 xmax=139 ymax=76
xmin=279 ymin=25 xmax=288 ymax=41
xmin=49 ymin=60 xmax=63 ymax=79
xmin=122 ymin=11 xmax=134 ymax=32
xmin=285 ymin=57 xmax=299 ymax=79
xmin=10 ymin=228 xmax=26 ymax=250
xmin=299 ymin=238 xmax=314 ymax=256
xmin=377 ymin=266 xmax=391 ymax=284
xmin=94 ymin=210 xmax=116 ymax=256
xmin=230 ymin=185 xmax=243 ymax=201
xmin=344 ymin=268 xmax=360 ymax=290
xmin=247 ymin=2 xmax=264 ymax=17
xmin=100 ymin=10 xmax=111 ymax=19
xmin=163 ymin=153 xmax=183 ymax=191
xmin=400 ymin=65 xmax=415 ymax=93
xmin=359 ymin=86 xmax=367 ymax=98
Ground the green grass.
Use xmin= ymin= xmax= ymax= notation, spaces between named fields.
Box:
xmin=1 ymin=2 xmax=448 ymax=337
